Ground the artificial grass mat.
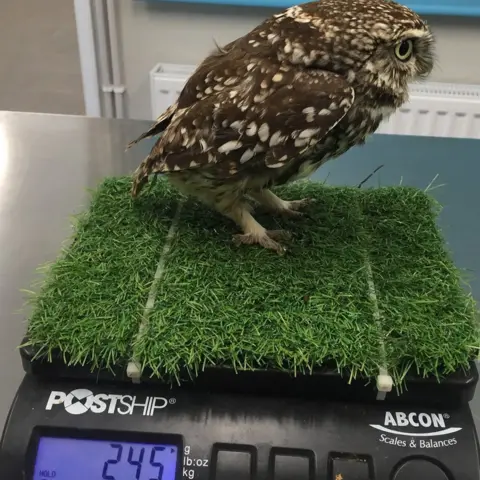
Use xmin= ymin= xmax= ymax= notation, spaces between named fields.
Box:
xmin=24 ymin=176 xmax=479 ymax=387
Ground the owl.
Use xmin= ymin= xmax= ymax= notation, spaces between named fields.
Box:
xmin=127 ymin=0 xmax=435 ymax=255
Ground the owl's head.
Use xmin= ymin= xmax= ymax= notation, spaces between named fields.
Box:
xmin=264 ymin=0 xmax=435 ymax=98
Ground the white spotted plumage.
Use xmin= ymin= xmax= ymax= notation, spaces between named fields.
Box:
xmin=129 ymin=0 xmax=435 ymax=255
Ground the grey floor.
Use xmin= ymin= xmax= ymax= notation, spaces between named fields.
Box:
xmin=0 ymin=0 xmax=84 ymax=115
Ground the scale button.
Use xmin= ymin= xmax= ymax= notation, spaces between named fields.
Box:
xmin=212 ymin=444 xmax=256 ymax=480
xmin=271 ymin=449 xmax=315 ymax=480
xmin=392 ymin=458 xmax=449 ymax=480
xmin=329 ymin=453 xmax=373 ymax=480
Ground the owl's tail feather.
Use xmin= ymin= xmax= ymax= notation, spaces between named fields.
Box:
xmin=125 ymin=102 xmax=178 ymax=151
xmin=131 ymin=150 xmax=169 ymax=198
xmin=131 ymin=175 xmax=148 ymax=198
xmin=131 ymin=156 xmax=151 ymax=198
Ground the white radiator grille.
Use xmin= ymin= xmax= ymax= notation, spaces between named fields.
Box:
xmin=150 ymin=62 xmax=196 ymax=119
xmin=377 ymin=82 xmax=480 ymax=139
xmin=150 ymin=63 xmax=480 ymax=140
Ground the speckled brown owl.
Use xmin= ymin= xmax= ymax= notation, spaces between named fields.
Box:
xmin=128 ymin=0 xmax=435 ymax=254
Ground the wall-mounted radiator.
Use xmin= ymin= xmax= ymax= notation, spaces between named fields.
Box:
xmin=150 ymin=63 xmax=480 ymax=140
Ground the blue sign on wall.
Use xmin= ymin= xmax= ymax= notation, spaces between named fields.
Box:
xmin=146 ymin=0 xmax=480 ymax=17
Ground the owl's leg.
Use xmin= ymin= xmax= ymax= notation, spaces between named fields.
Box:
xmin=249 ymin=189 xmax=314 ymax=217
xmin=214 ymin=194 xmax=291 ymax=255
xmin=169 ymin=175 xmax=289 ymax=254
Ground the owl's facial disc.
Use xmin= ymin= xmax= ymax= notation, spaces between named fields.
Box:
xmin=394 ymin=29 xmax=435 ymax=79
xmin=392 ymin=29 xmax=435 ymax=80
xmin=356 ymin=23 xmax=435 ymax=95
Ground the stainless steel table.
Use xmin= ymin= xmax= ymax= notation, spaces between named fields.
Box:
xmin=0 ymin=111 xmax=478 ymax=430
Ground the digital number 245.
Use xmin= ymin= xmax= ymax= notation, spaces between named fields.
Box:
xmin=102 ymin=444 xmax=165 ymax=480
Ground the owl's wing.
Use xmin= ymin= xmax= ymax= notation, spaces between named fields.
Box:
xmin=125 ymin=102 xmax=179 ymax=150
xmin=134 ymin=68 xmax=354 ymax=180
xmin=126 ymin=48 xmax=240 ymax=151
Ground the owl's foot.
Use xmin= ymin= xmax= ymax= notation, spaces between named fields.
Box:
xmin=232 ymin=230 xmax=291 ymax=255
xmin=281 ymin=198 xmax=316 ymax=217
xmin=219 ymin=201 xmax=291 ymax=255
xmin=249 ymin=190 xmax=315 ymax=217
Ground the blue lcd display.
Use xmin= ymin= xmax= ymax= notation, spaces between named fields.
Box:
xmin=33 ymin=436 xmax=178 ymax=480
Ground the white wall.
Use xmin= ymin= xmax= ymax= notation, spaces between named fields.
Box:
xmin=118 ymin=0 xmax=480 ymax=120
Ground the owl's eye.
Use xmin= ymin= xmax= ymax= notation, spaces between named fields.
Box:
xmin=395 ymin=39 xmax=414 ymax=61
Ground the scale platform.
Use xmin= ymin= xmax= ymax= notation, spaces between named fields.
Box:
xmin=1 ymin=176 xmax=480 ymax=479
xmin=20 ymin=176 xmax=480 ymax=405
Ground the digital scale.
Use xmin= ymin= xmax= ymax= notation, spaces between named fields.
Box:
xmin=0 ymin=342 xmax=479 ymax=480
xmin=0 ymin=112 xmax=479 ymax=480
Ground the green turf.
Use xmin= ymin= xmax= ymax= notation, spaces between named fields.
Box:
xmin=24 ymin=176 xmax=479 ymax=386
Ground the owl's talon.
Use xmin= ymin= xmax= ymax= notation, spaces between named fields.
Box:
xmin=232 ymin=231 xmax=288 ymax=255
xmin=281 ymin=209 xmax=303 ymax=218
xmin=287 ymin=197 xmax=315 ymax=211
xmin=280 ymin=198 xmax=315 ymax=217
xmin=265 ymin=229 xmax=292 ymax=242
